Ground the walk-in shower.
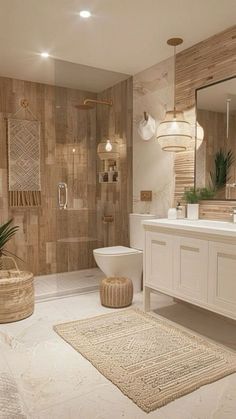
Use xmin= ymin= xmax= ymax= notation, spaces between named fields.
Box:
xmin=0 ymin=56 xmax=132 ymax=301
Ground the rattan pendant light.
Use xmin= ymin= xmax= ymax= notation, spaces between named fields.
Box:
xmin=157 ymin=38 xmax=192 ymax=152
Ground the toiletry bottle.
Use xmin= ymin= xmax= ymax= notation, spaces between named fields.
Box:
xmin=168 ymin=208 xmax=177 ymax=220
xmin=176 ymin=202 xmax=185 ymax=219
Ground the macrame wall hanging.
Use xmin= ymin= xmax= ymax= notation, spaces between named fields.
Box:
xmin=7 ymin=99 xmax=41 ymax=207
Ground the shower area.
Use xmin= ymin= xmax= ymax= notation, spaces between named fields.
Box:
xmin=0 ymin=59 xmax=133 ymax=299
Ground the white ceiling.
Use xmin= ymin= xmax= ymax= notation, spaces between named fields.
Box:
xmin=0 ymin=0 xmax=235 ymax=90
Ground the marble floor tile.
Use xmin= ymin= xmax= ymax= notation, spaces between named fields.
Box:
xmin=0 ymin=274 xmax=235 ymax=419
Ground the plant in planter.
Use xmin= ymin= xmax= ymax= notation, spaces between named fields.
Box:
xmin=0 ymin=219 xmax=19 ymax=268
xmin=183 ymin=187 xmax=215 ymax=220
xmin=183 ymin=188 xmax=200 ymax=219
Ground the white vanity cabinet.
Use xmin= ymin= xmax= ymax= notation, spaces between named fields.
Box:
xmin=145 ymin=232 xmax=173 ymax=293
xmin=143 ymin=219 xmax=236 ymax=320
xmin=173 ymin=236 xmax=208 ymax=304
xmin=208 ymin=241 xmax=236 ymax=319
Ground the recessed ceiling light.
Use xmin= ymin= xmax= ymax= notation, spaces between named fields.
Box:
xmin=41 ymin=52 xmax=49 ymax=58
xmin=79 ymin=10 xmax=91 ymax=18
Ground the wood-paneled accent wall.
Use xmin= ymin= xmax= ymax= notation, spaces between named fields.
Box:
xmin=96 ymin=78 xmax=133 ymax=247
xmin=174 ymin=151 xmax=194 ymax=204
xmin=174 ymin=25 xmax=236 ymax=218
xmin=199 ymin=200 xmax=236 ymax=222
xmin=176 ymin=25 xmax=236 ymax=110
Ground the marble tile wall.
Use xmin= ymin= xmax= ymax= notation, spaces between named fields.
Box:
xmin=133 ymin=57 xmax=175 ymax=217
xmin=133 ymin=26 xmax=236 ymax=218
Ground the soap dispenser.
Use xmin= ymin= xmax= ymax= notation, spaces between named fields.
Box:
xmin=176 ymin=202 xmax=186 ymax=219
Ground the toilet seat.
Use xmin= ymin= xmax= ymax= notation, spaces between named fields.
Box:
xmin=93 ymin=246 xmax=142 ymax=256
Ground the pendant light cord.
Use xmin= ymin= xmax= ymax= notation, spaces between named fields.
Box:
xmin=173 ymin=45 xmax=176 ymax=118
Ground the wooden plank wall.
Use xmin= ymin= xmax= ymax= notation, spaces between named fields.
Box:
xmin=0 ymin=77 xmax=98 ymax=275
xmin=174 ymin=25 xmax=236 ymax=219
xmin=176 ymin=25 xmax=236 ymax=110
xmin=0 ymin=76 xmax=133 ymax=275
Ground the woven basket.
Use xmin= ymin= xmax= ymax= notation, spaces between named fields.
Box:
xmin=0 ymin=270 xmax=34 ymax=323
xmin=100 ymin=277 xmax=133 ymax=308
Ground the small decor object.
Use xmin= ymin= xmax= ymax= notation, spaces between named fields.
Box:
xmin=54 ymin=309 xmax=236 ymax=413
xmin=100 ymin=277 xmax=133 ymax=308
xmin=167 ymin=208 xmax=177 ymax=219
xmin=156 ymin=38 xmax=192 ymax=152
xmin=7 ymin=99 xmax=41 ymax=207
xmin=138 ymin=112 xmax=156 ymax=141
xmin=176 ymin=202 xmax=186 ymax=219
xmin=183 ymin=187 xmax=200 ymax=220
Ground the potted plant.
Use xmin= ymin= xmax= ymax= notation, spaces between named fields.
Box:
xmin=183 ymin=187 xmax=216 ymax=220
xmin=0 ymin=219 xmax=19 ymax=269
xmin=183 ymin=188 xmax=200 ymax=219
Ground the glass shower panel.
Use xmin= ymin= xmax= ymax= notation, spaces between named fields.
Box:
xmin=54 ymin=61 xmax=98 ymax=289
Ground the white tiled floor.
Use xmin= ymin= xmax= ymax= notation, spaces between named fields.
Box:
xmin=0 ymin=274 xmax=236 ymax=419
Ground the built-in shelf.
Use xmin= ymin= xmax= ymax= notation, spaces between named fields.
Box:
xmin=99 ymin=171 xmax=119 ymax=183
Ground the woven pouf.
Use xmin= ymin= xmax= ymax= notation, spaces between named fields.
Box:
xmin=100 ymin=277 xmax=133 ymax=308
xmin=0 ymin=270 xmax=34 ymax=323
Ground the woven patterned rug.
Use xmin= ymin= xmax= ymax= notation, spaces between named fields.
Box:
xmin=54 ymin=309 xmax=236 ymax=413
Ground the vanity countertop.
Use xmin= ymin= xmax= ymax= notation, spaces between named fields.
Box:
xmin=142 ymin=218 xmax=236 ymax=238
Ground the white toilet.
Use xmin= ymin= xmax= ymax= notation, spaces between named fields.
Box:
xmin=93 ymin=213 xmax=156 ymax=293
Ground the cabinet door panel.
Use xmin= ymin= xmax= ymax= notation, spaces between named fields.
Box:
xmin=145 ymin=232 xmax=173 ymax=292
xmin=173 ymin=237 xmax=208 ymax=302
xmin=208 ymin=242 xmax=236 ymax=317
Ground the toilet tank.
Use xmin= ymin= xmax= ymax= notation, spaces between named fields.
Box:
xmin=129 ymin=213 xmax=157 ymax=250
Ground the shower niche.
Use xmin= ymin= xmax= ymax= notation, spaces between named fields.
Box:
xmin=97 ymin=138 xmax=120 ymax=184
xmin=98 ymin=161 xmax=120 ymax=184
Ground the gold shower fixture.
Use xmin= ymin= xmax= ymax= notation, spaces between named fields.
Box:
xmin=75 ymin=98 xmax=113 ymax=110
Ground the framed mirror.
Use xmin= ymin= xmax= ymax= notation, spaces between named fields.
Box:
xmin=195 ymin=76 xmax=236 ymax=200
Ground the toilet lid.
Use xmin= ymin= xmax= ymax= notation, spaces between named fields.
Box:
xmin=93 ymin=246 xmax=142 ymax=256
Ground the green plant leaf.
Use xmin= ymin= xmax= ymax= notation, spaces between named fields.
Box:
xmin=0 ymin=219 xmax=19 ymax=256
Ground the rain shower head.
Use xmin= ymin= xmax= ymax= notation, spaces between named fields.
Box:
xmin=75 ymin=103 xmax=95 ymax=110
xmin=75 ymin=98 xmax=113 ymax=110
